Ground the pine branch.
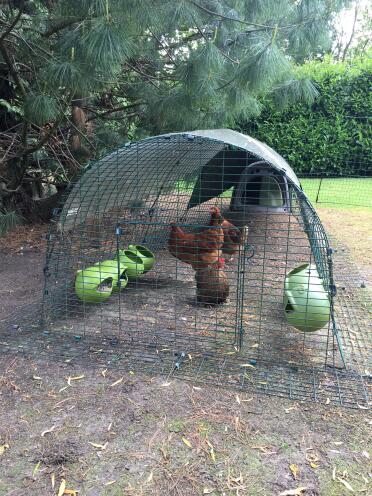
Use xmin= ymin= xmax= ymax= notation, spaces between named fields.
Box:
xmin=167 ymin=32 xmax=205 ymax=49
xmin=0 ymin=1 xmax=25 ymax=42
xmin=0 ymin=40 xmax=27 ymax=97
xmin=190 ymin=0 xmax=337 ymax=34
xmin=192 ymin=18 xmax=239 ymax=65
xmin=150 ymin=31 xmax=178 ymax=66
xmin=42 ymin=17 xmax=85 ymax=38
xmin=86 ymin=101 xmax=144 ymax=122
xmin=188 ymin=0 xmax=276 ymax=30
xmin=125 ymin=63 xmax=161 ymax=89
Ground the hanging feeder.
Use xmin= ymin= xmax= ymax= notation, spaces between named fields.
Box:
xmin=284 ymin=263 xmax=331 ymax=332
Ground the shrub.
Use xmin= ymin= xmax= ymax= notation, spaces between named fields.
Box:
xmin=240 ymin=57 xmax=372 ymax=175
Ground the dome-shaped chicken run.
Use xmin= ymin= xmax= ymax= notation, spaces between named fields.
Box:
xmin=43 ymin=129 xmax=345 ymax=375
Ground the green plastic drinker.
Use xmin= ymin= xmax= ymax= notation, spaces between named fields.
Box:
xmin=127 ymin=244 xmax=155 ymax=273
xmin=75 ymin=262 xmax=117 ymax=303
xmin=117 ymin=249 xmax=145 ymax=280
xmin=98 ymin=259 xmax=128 ymax=293
xmin=283 ymin=263 xmax=330 ymax=332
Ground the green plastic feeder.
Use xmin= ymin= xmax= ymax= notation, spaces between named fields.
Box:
xmin=283 ymin=263 xmax=331 ymax=332
xmin=75 ymin=262 xmax=116 ymax=303
xmin=117 ymin=250 xmax=145 ymax=280
xmin=99 ymin=259 xmax=128 ymax=293
xmin=127 ymin=244 xmax=155 ymax=273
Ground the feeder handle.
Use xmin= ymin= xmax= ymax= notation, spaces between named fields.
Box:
xmin=244 ymin=243 xmax=255 ymax=260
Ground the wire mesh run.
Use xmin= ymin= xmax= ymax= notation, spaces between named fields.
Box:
xmin=3 ymin=130 xmax=370 ymax=408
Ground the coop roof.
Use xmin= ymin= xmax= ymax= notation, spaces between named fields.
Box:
xmin=60 ymin=129 xmax=300 ymax=230
xmin=179 ymin=129 xmax=299 ymax=186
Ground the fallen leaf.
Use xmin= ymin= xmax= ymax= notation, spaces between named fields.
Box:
xmin=289 ymin=464 xmax=299 ymax=479
xmin=145 ymin=471 xmax=153 ymax=483
xmin=251 ymin=445 xmax=276 ymax=454
xmin=110 ymin=377 xmax=124 ymax=387
xmin=310 ymin=462 xmax=319 ymax=469
xmin=0 ymin=444 xmax=9 ymax=456
xmin=182 ymin=437 xmax=192 ymax=448
xmin=306 ymin=453 xmax=320 ymax=464
xmin=160 ymin=447 xmax=168 ymax=460
xmin=41 ymin=425 xmax=57 ymax=437
xmin=57 ymin=479 xmax=66 ymax=496
xmin=279 ymin=487 xmax=307 ymax=496
xmin=203 ymin=488 xmax=215 ymax=494
xmin=361 ymin=451 xmax=369 ymax=459
xmin=206 ymin=439 xmax=213 ymax=450
xmin=210 ymin=448 xmax=216 ymax=462
xmin=234 ymin=416 xmax=240 ymax=431
xmin=242 ymin=397 xmax=253 ymax=403
xmin=64 ymin=490 xmax=79 ymax=495
xmin=337 ymin=478 xmax=354 ymax=492
xmin=285 ymin=407 xmax=296 ymax=413
xmin=129 ymin=371 xmax=134 ymax=375
xmin=67 ymin=375 xmax=85 ymax=386
xmin=88 ymin=442 xmax=107 ymax=450
xmin=32 ymin=461 xmax=41 ymax=478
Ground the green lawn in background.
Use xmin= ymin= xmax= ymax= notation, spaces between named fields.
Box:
xmin=300 ymin=177 xmax=372 ymax=207
xmin=178 ymin=177 xmax=372 ymax=208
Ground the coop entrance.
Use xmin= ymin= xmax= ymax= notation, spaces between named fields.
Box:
xmin=232 ymin=162 xmax=290 ymax=212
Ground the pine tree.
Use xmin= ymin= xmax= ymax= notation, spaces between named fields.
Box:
xmin=0 ymin=0 xmax=351 ymax=220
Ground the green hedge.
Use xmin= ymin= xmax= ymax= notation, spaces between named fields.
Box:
xmin=240 ymin=57 xmax=372 ymax=175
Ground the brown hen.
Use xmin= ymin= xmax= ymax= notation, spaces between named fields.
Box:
xmin=209 ymin=211 xmax=243 ymax=262
xmin=168 ymin=207 xmax=224 ymax=269
xmin=195 ymin=257 xmax=229 ymax=305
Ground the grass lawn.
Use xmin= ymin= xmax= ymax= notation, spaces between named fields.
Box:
xmin=299 ymin=177 xmax=372 ymax=208
xmin=179 ymin=177 xmax=372 ymax=207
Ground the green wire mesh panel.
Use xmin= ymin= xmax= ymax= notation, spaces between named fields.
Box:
xmin=15 ymin=129 xmax=366 ymax=407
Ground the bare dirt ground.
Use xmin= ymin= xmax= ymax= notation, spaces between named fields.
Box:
xmin=0 ymin=224 xmax=46 ymax=320
xmin=0 ymin=217 xmax=371 ymax=496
